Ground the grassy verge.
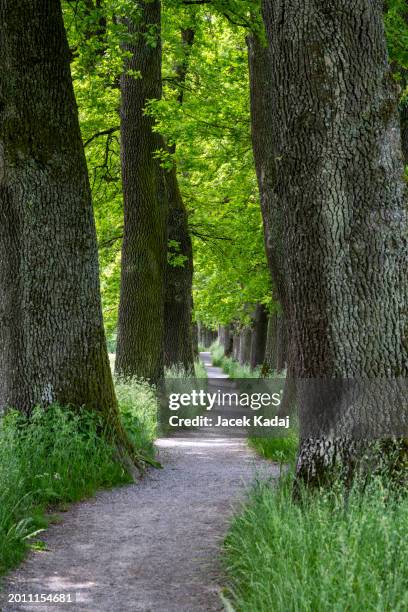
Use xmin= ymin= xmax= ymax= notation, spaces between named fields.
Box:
xmin=211 ymin=342 xmax=260 ymax=378
xmin=223 ymin=475 xmax=408 ymax=611
xmin=0 ymin=378 xmax=157 ymax=577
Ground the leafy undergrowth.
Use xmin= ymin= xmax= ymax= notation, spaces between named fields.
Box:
xmin=0 ymin=378 xmax=157 ymax=577
xmin=224 ymin=475 xmax=408 ymax=611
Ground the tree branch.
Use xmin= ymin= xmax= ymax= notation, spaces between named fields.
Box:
xmin=84 ymin=126 xmax=120 ymax=148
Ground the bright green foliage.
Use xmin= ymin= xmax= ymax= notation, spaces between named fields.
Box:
xmin=62 ymin=0 xmax=407 ymax=338
xmin=0 ymin=380 xmax=157 ymax=576
xmin=224 ymin=477 xmax=408 ymax=611
xmin=385 ymin=0 xmax=408 ymax=78
xmin=115 ymin=379 xmax=158 ymax=455
xmin=63 ymin=1 xmax=272 ymax=340
xmin=153 ymin=8 xmax=272 ymax=326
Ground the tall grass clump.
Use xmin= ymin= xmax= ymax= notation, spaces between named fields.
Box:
xmin=210 ymin=341 xmax=225 ymax=367
xmin=115 ymin=378 xmax=158 ymax=457
xmin=224 ymin=475 xmax=408 ymax=611
xmin=0 ymin=406 xmax=130 ymax=575
xmin=0 ymin=378 xmax=158 ymax=576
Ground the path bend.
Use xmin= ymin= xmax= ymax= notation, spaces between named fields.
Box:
xmin=1 ymin=353 xmax=277 ymax=612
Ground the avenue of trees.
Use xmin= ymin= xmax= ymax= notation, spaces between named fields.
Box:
xmin=0 ymin=0 xmax=407 ymax=483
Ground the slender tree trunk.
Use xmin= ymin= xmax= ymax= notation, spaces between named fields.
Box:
xmin=262 ymin=311 xmax=287 ymax=374
xmin=239 ymin=327 xmax=252 ymax=365
xmin=0 ymin=0 xmax=130 ymax=449
xmin=250 ymin=304 xmax=268 ymax=369
xmin=115 ymin=0 xmax=167 ymax=384
xmin=192 ymin=321 xmax=199 ymax=358
xmin=233 ymin=333 xmax=241 ymax=361
xmin=223 ymin=325 xmax=233 ymax=357
xmin=275 ymin=314 xmax=287 ymax=373
xmin=164 ymin=28 xmax=195 ymax=373
xmin=263 ymin=313 xmax=278 ymax=372
xmin=164 ymin=165 xmax=194 ymax=373
xmin=263 ymin=0 xmax=408 ymax=484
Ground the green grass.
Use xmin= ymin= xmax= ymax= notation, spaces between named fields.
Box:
xmin=224 ymin=475 xmax=408 ymax=611
xmin=0 ymin=378 xmax=157 ymax=577
xmin=249 ymin=430 xmax=299 ymax=464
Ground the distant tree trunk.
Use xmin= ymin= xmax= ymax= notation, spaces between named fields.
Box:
xmin=263 ymin=313 xmax=278 ymax=372
xmin=164 ymin=28 xmax=195 ymax=373
xmin=250 ymin=304 xmax=268 ymax=369
xmin=115 ymin=0 xmax=167 ymax=384
xmin=233 ymin=333 xmax=241 ymax=361
xmin=0 ymin=0 xmax=131 ymax=451
xmin=239 ymin=327 xmax=252 ymax=365
xmin=276 ymin=314 xmax=287 ymax=373
xmin=192 ymin=322 xmax=199 ymax=358
xmin=219 ymin=325 xmax=231 ymax=355
xmin=263 ymin=0 xmax=408 ymax=484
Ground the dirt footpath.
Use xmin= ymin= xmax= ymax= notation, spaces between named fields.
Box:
xmin=0 ymin=354 xmax=277 ymax=612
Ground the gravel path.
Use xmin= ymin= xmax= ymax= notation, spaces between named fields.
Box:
xmin=0 ymin=354 xmax=277 ymax=612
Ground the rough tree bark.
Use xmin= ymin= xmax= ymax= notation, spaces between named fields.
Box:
xmin=0 ymin=0 xmax=132 ymax=452
xmin=115 ymin=0 xmax=167 ymax=384
xmin=263 ymin=0 xmax=408 ymax=484
xmin=164 ymin=28 xmax=195 ymax=373
xmin=263 ymin=312 xmax=278 ymax=372
xmin=247 ymin=31 xmax=296 ymax=409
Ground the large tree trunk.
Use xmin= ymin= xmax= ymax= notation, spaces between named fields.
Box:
xmin=115 ymin=0 xmax=167 ymax=384
xmin=163 ymin=28 xmax=195 ymax=374
xmin=250 ymin=304 xmax=268 ymax=369
xmin=247 ymin=31 xmax=296 ymax=409
xmin=263 ymin=0 xmax=408 ymax=484
xmin=0 ymin=0 xmax=130 ymax=449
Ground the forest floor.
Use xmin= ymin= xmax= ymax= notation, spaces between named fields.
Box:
xmin=0 ymin=353 xmax=277 ymax=612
